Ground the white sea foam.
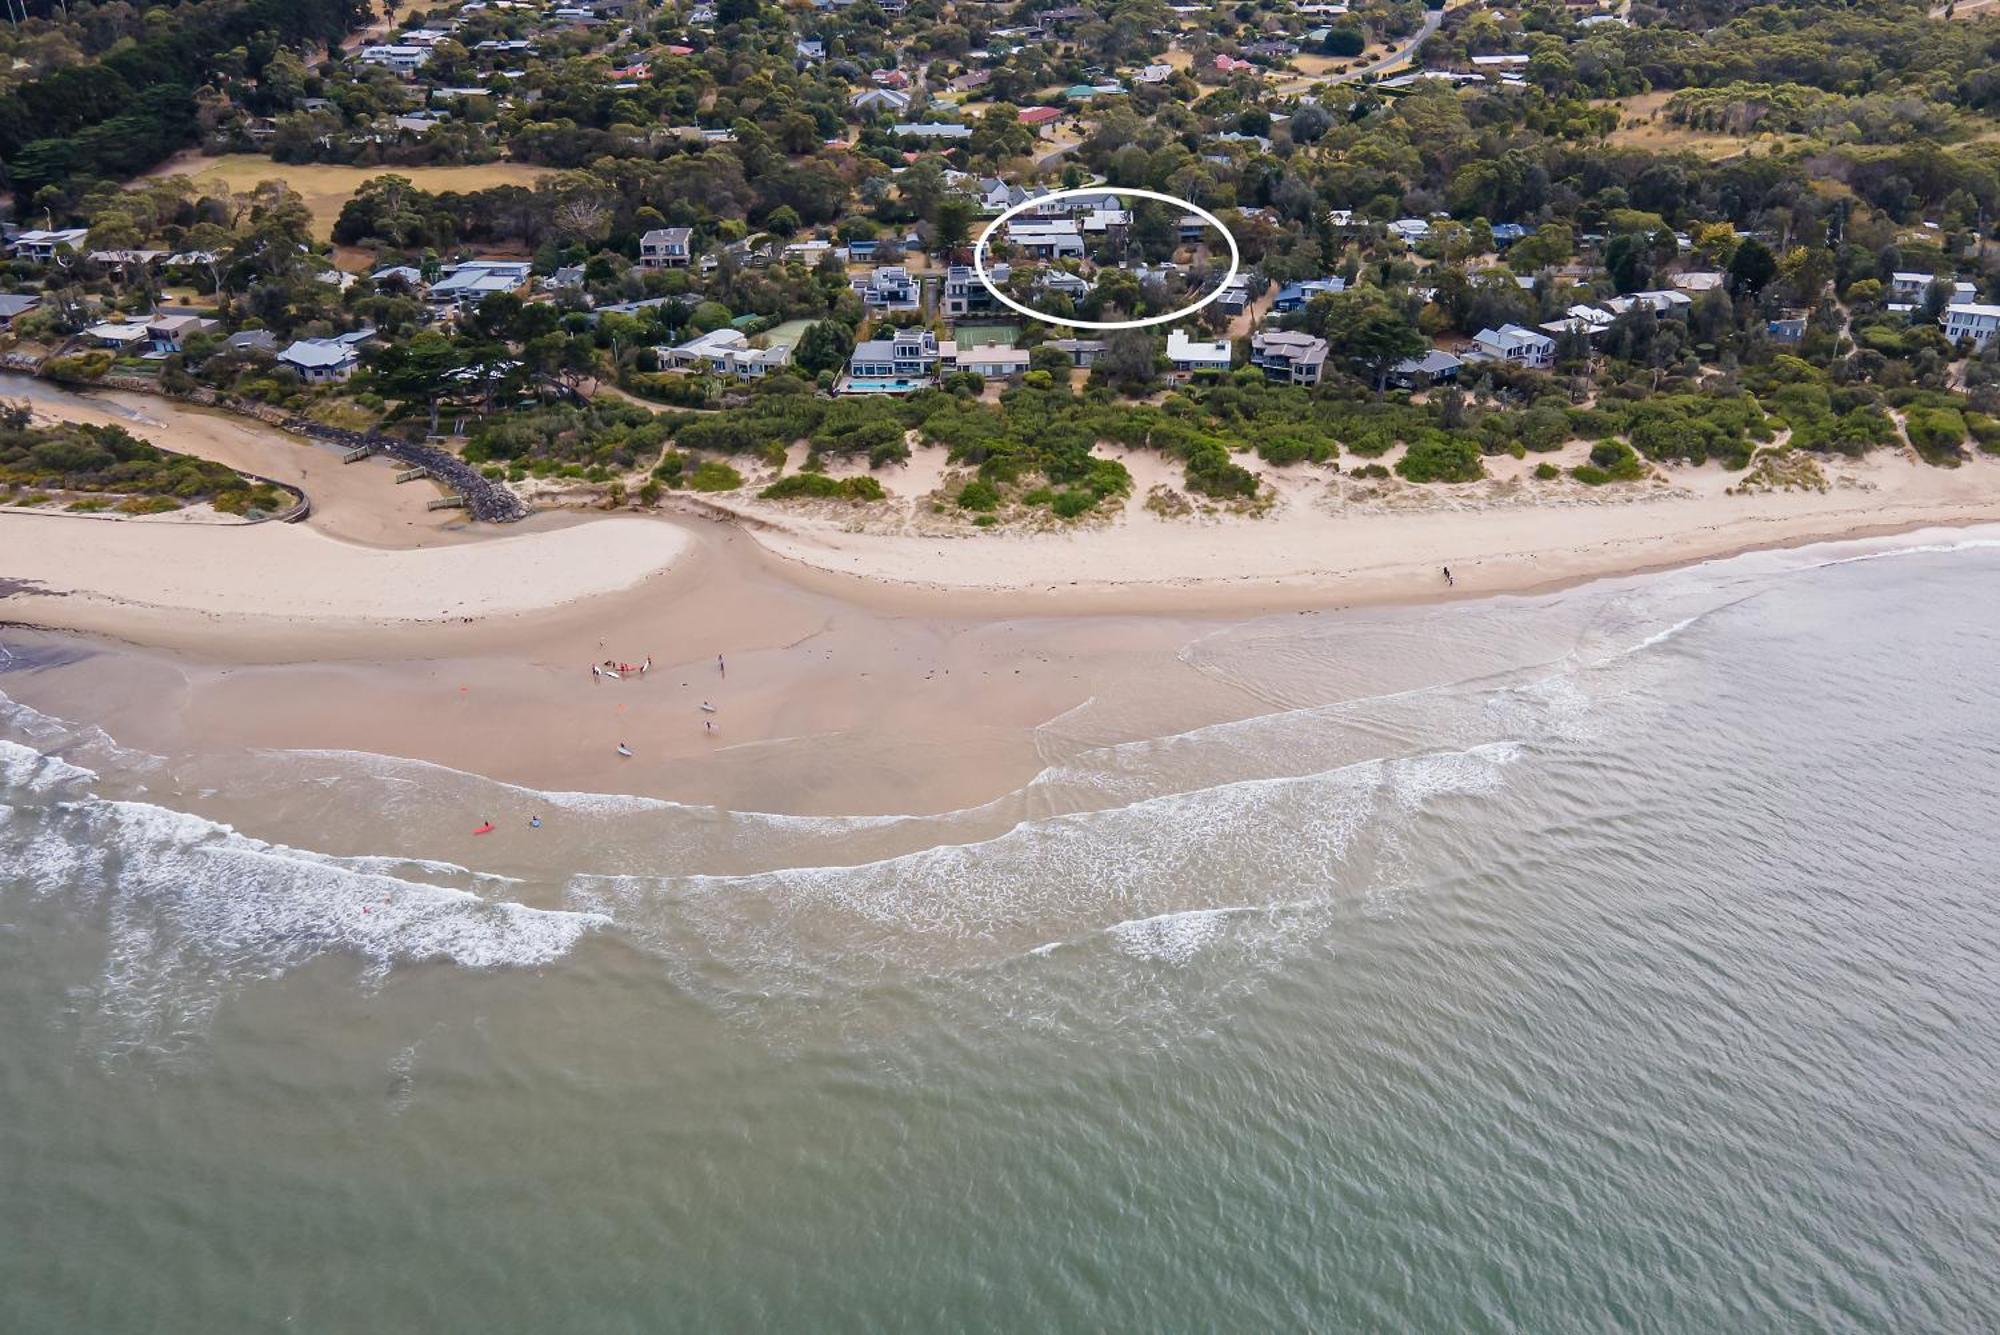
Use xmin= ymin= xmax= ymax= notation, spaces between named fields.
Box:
xmin=1109 ymin=907 xmax=1240 ymax=964
xmin=0 ymin=739 xmax=97 ymax=794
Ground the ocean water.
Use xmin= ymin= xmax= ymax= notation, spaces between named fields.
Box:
xmin=4 ymin=536 xmax=1999 ymax=1332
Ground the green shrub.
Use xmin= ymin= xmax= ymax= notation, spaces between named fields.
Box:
xmin=687 ymin=460 xmax=744 ymax=492
xmin=1533 ymin=462 xmax=1561 ymax=480
xmin=1573 ymin=440 xmax=1647 ymax=484
xmin=1904 ymin=405 xmax=1968 ymax=464
xmin=957 ymin=479 xmax=1001 ymax=511
xmin=1051 ymin=488 xmax=1097 ymax=518
xmin=1396 ymin=437 xmax=1484 ymax=483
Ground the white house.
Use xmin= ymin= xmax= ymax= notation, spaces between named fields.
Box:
xmin=278 ymin=338 xmax=361 ymax=383
xmin=1166 ymin=328 xmax=1232 ymax=374
xmin=1891 ymin=272 xmax=1977 ymax=304
xmin=358 ymin=44 xmax=433 ymax=74
xmin=663 ymin=328 xmax=792 ymax=377
xmin=1468 ymin=324 xmax=1555 ymax=368
xmin=1942 ymin=302 xmax=2000 ymax=347
xmin=429 ymin=260 xmax=532 ymax=306
xmin=10 ymin=228 xmax=88 ymax=261
xmin=943 ymin=344 xmax=1031 ymax=379
xmin=891 ymin=121 xmax=973 ymax=141
xmin=640 ymin=227 xmax=693 ymax=268
xmin=1004 ymin=219 xmax=1084 ymax=260
xmin=852 ymin=265 xmax=921 ymax=311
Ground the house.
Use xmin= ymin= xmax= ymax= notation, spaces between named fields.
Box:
xmin=871 ymin=68 xmax=911 ymax=88
xmin=1468 ymin=324 xmax=1555 ymax=368
xmin=1166 ymin=328 xmax=1232 ymax=374
xmin=640 ymin=227 xmax=693 ymax=268
xmin=1942 ymin=302 xmax=2000 ymax=347
xmin=944 ymin=264 xmax=1005 ymax=317
xmin=0 ymin=293 xmax=41 ymax=327
xmin=80 ymin=322 xmax=153 ymax=351
xmin=1046 ymin=337 xmax=1106 ymax=368
xmin=795 ymin=39 xmax=825 ymax=61
xmin=851 ymin=87 xmax=911 ymax=113
xmin=1037 ymin=270 xmax=1090 ymax=297
xmin=145 ymin=314 xmax=213 ymax=352
xmin=1018 ymin=106 xmax=1063 ymax=131
xmin=1469 ymin=53 xmax=1531 ymax=67
xmin=1489 ymin=223 xmax=1529 ymax=248
xmin=358 ymin=44 xmax=433 ymax=74
xmin=277 ymin=338 xmax=361 ymax=383
xmin=1671 ymin=271 xmax=1727 ymax=293
xmin=1213 ymin=54 xmax=1254 ymax=74
xmin=1134 ymin=63 xmax=1174 ymax=84
xmin=1891 ymin=271 xmax=1976 ymax=304
xmin=1006 ymin=219 xmax=1085 ymax=260
xmin=845 ymin=327 xmax=941 ymax=388
xmin=1216 ymin=277 xmax=1252 ymax=316
xmin=892 ymin=122 xmax=973 ymax=141
xmin=1177 ymin=215 xmax=1210 ymax=245
xmin=1388 ymin=218 xmax=1432 ymax=246
xmin=1080 ymin=207 xmax=1131 ymax=240
xmin=1243 ymin=39 xmax=1298 ymax=59
xmin=1388 ymin=349 xmax=1462 ymax=389
xmin=225 ymin=329 xmax=279 ymax=355
xmin=1272 ymin=277 xmax=1345 ymax=313
xmin=1539 ymin=304 xmax=1616 ymax=343
xmin=1766 ymin=313 xmax=1808 ymax=344
xmin=1604 ymin=289 xmax=1693 ymax=317
xmin=663 ymin=328 xmax=792 ymax=377
xmin=853 ymin=265 xmax=921 ymax=312
xmin=949 ymin=69 xmax=991 ymax=93
xmin=10 ymin=228 xmax=88 ymax=262
xmin=429 ymin=260 xmax=532 ymax=306
xmin=1249 ymin=329 xmax=1330 ymax=385
xmin=945 ymin=344 xmax=1031 ymax=379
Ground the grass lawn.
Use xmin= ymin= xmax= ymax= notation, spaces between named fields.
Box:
xmin=142 ymin=153 xmax=555 ymax=238
xmin=1599 ymin=91 xmax=1801 ymax=161
xmin=764 ymin=318 xmax=816 ymax=347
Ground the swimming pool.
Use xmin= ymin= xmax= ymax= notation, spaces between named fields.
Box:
xmin=838 ymin=377 xmax=932 ymax=394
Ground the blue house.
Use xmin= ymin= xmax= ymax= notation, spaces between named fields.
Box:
xmin=1272 ymin=277 xmax=1346 ymax=313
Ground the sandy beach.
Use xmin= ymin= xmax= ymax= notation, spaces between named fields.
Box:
xmin=8 ymin=378 xmax=2000 ymax=813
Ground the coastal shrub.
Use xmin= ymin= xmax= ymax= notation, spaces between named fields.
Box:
xmin=0 ymin=419 xmax=260 ymax=506
xmin=1396 ymin=437 xmax=1484 ymax=483
xmin=1351 ymin=463 xmax=1390 ymax=479
xmin=957 ymin=479 xmax=1000 ymax=511
xmin=1021 ymin=486 xmax=1056 ymax=506
xmin=1966 ymin=411 xmax=2000 ymax=453
xmin=759 ymin=473 xmax=884 ymax=502
xmin=653 ymin=451 xmax=687 ymax=482
xmin=116 ymin=495 xmax=180 ymax=514
xmin=1183 ymin=439 xmax=1259 ymax=498
xmin=639 ymin=479 xmax=663 ymax=506
xmin=1050 ymin=488 xmax=1097 ymax=518
xmin=64 ymin=497 xmax=110 ymax=512
xmin=1904 ymin=406 xmax=1968 ymax=465
xmin=1533 ymin=462 xmax=1561 ymax=480
xmin=687 ymin=460 xmax=744 ymax=492
xmin=1572 ymin=440 xmax=1647 ymax=484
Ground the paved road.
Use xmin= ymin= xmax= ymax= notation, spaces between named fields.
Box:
xmin=1341 ymin=5 xmax=1446 ymax=83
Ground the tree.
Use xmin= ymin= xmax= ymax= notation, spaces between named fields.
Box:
xmin=795 ymin=320 xmax=854 ymax=375
xmin=1097 ymin=328 xmax=1161 ymax=392
xmin=934 ymin=199 xmax=975 ymax=258
xmin=1729 ymin=237 xmax=1777 ymax=296
xmin=1318 ymin=291 xmax=1428 ymax=391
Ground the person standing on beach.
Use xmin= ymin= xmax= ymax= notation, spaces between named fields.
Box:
xmin=1443 ymin=566 xmax=1454 ymax=587
xmin=717 ymin=653 xmax=726 ymax=678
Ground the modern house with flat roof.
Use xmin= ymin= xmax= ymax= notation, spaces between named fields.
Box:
xmin=1004 ymin=219 xmax=1084 ymax=260
xmin=853 ymin=266 xmax=921 ymax=312
xmin=842 ymin=328 xmax=941 ymax=391
xmin=1468 ymin=324 xmax=1555 ymax=368
xmin=1942 ymin=302 xmax=2000 ymax=347
xmin=1166 ymin=328 xmax=1232 ymax=374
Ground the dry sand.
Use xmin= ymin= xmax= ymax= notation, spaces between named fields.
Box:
xmin=9 ymin=383 xmax=2000 ymax=813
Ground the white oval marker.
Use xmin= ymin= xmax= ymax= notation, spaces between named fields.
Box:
xmin=972 ymin=186 xmax=1242 ymax=332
